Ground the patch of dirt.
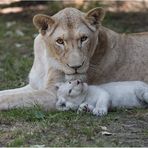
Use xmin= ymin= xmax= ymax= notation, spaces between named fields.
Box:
xmin=100 ymin=110 xmax=148 ymax=146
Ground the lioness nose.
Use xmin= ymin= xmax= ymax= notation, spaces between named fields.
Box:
xmin=68 ymin=65 xmax=82 ymax=70
xmin=67 ymin=61 xmax=84 ymax=70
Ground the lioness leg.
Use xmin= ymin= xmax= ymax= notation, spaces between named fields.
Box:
xmin=0 ymin=85 xmax=56 ymax=110
xmin=0 ymin=85 xmax=32 ymax=96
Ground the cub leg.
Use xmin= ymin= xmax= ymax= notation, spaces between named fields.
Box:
xmin=135 ymin=87 xmax=148 ymax=104
xmin=92 ymin=92 xmax=110 ymax=116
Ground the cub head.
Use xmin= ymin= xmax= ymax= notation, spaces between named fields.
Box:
xmin=33 ymin=7 xmax=105 ymax=80
xmin=55 ymin=80 xmax=88 ymax=104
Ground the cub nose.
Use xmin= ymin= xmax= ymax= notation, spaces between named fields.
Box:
xmin=77 ymin=80 xmax=82 ymax=85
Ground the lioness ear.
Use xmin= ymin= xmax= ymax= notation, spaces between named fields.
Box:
xmin=85 ymin=7 xmax=105 ymax=28
xmin=33 ymin=14 xmax=55 ymax=35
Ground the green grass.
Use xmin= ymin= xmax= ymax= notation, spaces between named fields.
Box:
xmin=1 ymin=107 xmax=148 ymax=146
xmin=0 ymin=2 xmax=148 ymax=147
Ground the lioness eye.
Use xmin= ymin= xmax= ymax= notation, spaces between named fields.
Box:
xmin=81 ymin=36 xmax=88 ymax=42
xmin=56 ymin=38 xmax=64 ymax=45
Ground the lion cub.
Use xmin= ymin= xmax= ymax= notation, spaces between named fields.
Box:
xmin=55 ymin=80 xmax=148 ymax=116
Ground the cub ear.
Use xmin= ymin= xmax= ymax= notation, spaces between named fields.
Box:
xmin=55 ymin=82 xmax=63 ymax=90
xmin=85 ymin=7 xmax=105 ymax=29
xmin=33 ymin=14 xmax=55 ymax=35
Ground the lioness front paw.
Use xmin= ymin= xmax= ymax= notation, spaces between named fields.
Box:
xmin=93 ymin=108 xmax=108 ymax=116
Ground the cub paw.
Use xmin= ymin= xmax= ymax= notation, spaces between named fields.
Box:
xmin=77 ymin=103 xmax=94 ymax=113
xmin=93 ymin=108 xmax=108 ymax=116
xmin=66 ymin=102 xmax=77 ymax=110
xmin=56 ymin=106 xmax=69 ymax=111
xmin=77 ymin=103 xmax=89 ymax=113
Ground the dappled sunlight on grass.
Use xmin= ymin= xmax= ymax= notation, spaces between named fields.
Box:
xmin=0 ymin=7 xmax=23 ymax=14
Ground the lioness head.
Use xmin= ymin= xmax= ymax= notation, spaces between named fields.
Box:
xmin=33 ymin=7 xmax=105 ymax=80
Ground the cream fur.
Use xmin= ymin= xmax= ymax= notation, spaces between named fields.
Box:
xmin=56 ymin=80 xmax=148 ymax=116
xmin=0 ymin=7 xmax=148 ymax=110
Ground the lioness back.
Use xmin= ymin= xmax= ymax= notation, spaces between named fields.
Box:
xmin=87 ymin=26 xmax=148 ymax=84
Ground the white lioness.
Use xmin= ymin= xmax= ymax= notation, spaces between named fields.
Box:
xmin=0 ymin=7 xmax=148 ymax=110
xmin=56 ymin=80 xmax=148 ymax=116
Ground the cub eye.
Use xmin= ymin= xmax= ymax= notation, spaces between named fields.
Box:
xmin=56 ymin=38 xmax=64 ymax=45
xmin=81 ymin=36 xmax=88 ymax=43
xmin=69 ymin=81 xmax=71 ymax=84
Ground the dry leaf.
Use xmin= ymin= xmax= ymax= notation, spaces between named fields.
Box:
xmin=101 ymin=131 xmax=112 ymax=136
